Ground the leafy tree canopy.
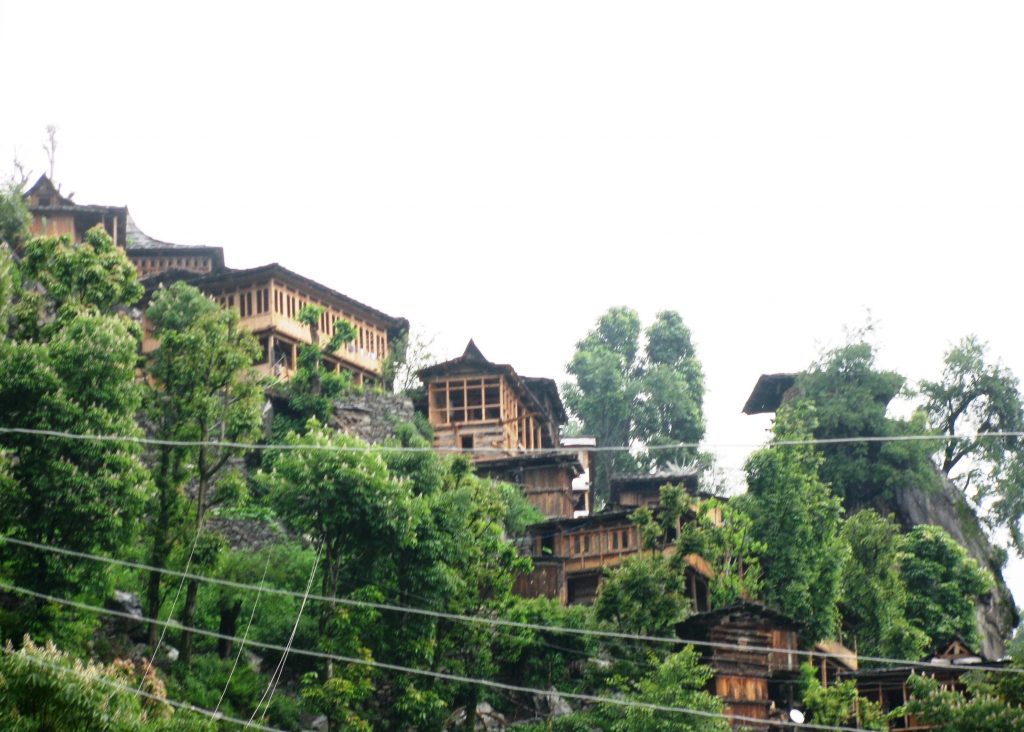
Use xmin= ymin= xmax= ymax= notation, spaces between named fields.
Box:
xmin=898 ymin=523 xmax=992 ymax=650
xmin=0 ymin=228 xmax=149 ymax=609
xmin=798 ymin=662 xmax=886 ymax=730
xmin=0 ymin=183 xmax=30 ymax=249
xmin=903 ymin=671 xmax=1024 ymax=731
xmin=797 ymin=339 xmax=942 ymax=507
xmin=921 ymin=335 xmax=1024 ymax=549
xmin=741 ymin=400 xmax=848 ymax=643
xmin=0 ymin=637 xmax=214 ymax=731
xmin=564 ymin=308 xmax=705 ymax=499
xmin=839 ymin=510 xmax=929 ymax=661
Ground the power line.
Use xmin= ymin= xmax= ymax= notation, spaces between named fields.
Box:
xmin=0 ymin=581 xmax=866 ymax=732
xmin=0 ymin=641 xmax=285 ymax=731
xmin=2 ymin=424 xmax=1021 ymax=455
xmin=3 ymin=533 xmax=1019 ymax=676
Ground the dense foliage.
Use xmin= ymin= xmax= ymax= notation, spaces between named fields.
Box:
xmin=741 ymin=401 xmax=847 ymax=644
xmin=563 ymin=307 xmax=705 ymax=498
xmin=0 ymin=198 xmax=1020 ymax=729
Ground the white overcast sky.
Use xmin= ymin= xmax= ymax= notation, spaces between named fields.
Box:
xmin=3 ymin=2 xmax=1024 ymax=598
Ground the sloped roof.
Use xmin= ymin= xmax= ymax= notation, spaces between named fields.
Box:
xmin=675 ymin=601 xmax=803 ymax=640
xmin=522 ymin=376 xmax=567 ymax=423
xmin=417 ymin=341 xmax=568 ymax=425
xmin=125 ymin=216 xmax=226 ymax=270
xmin=25 ymin=174 xmax=126 ymax=216
xmin=190 ymin=263 xmax=408 ymax=333
xmin=25 ymin=174 xmax=74 ymax=207
xmin=417 ymin=340 xmax=508 ymax=379
xmin=742 ymin=373 xmax=798 ymax=414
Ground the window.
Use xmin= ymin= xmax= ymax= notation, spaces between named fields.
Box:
xmin=460 ymin=435 xmax=474 ymax=450
xmin=428 ymin=377 xmax=503 ymax=425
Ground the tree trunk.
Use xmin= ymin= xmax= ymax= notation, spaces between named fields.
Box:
xmin=180 ymin=579 xmax=199 ymax=664
xmin=180 ymin=450 xmax=209 ymax=665
xmin=459 ymin=684 xmax=481 ymax=731
xmin=146 ymin=447 xmax=176 ymax=646
xmin=218 ymin=599 xmax=243 ymax=658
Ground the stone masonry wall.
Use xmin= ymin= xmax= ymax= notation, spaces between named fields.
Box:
xmin=328 ymin=392 xmax=415 ymax=443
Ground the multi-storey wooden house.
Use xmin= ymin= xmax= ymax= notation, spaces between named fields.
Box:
xmin=24 ymin=174 xmax=128 ymax=248
xmin=184 ymin=264 xmax=407 ymax=386
xmin=417 ymin=341 xmax=591 ymax=517
xmin=23 ymin=176 xmax=406 ymax=386
xmin=514 ymin=468 xmax=714 ymax=606
xmin=838 ymin=637 xmax=1003 ymax=731
xmin=676 ymin=602 xmax=807 ymax=729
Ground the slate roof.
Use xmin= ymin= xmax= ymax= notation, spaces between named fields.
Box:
xmin=742 ymin=373 xmax=798 ymax=415
xmin=190 ymin=263 xmax=408 ymax=333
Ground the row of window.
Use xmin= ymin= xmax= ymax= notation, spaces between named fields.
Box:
xmin=214 ymin=284 xmax=388 ymax=358
xmin=134 ymin=256 xmax=212 ymax=275
xmin=428 ymin=378 xmax=504 ymax=423
xmin=566 ymin=528 xmax=632 ymax=557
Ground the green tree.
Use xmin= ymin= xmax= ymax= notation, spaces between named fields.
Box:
xmin=921 ymin=336 xmax=1024 ymax=548
xmin=143 ymin=281 xmax=263 ymax=661
xmin=19 ymin=226 xmax=142 ymax=319
xmin=0 ymin=637 xmax=215 ymax=731
xmin=0 ymin=183 xmax=30 ymax=249
xmin=742 ymin=401 xmax=848 ymax=643
xmin=797 ymin=340 xmax=943 ymax=506
xmin=0 ymin=228 xmax=149 ymax=633
xmin=798 ymin=663 xmax=886 ymax=730
xmin=263 ymin=424 xmax=415 ymax=650
xmin=549 ymin=648 xmax=728 ymax=732
xmin=903 ymin=671 xmax=1024 ymax=731
xmin=564 ymin=308 xmax=705 ymax=499
xmin=678 ymin=498 xmax=765 ymax=608
xmin=269 ymin=304 xmax=357 ymax=440
xmin=898 ymin=524 xmax=991 ymax=650
xmin=594 ymin=554 xmax=690 ymax=639
xmin=839 ymin=510 xmax=929 ymax=661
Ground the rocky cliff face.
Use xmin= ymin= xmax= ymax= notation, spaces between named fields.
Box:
xmin=328 ymin=392 xmax=414 ymax=443
xmin=854 ymin=479 xmax=1018 ymax=660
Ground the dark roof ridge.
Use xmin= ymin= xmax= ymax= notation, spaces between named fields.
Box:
xmin=190 ymin=262 xmax=407 ymax=331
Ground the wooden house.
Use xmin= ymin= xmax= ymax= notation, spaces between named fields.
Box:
xmin=25 ymin=176 xmax=408 ymax=387
xmin=609 ymin=468 xmax=700 ymax=509
xmin=418 ymin=341 xmax=593 ymax=519
xmin=676 ymin=602 xmax=805 ymax=729
xmin=514 ymin=483 xmax=716 ymax=608
xmin=418 ymin=340 xmax=564 ymax=454
xmin=125 ymin=217 xmax=225 ymax=279
xmin=184 ymin=264 xmax=407 ymax=386
xmin=839 ymin=638 xmax=1004 ymax=731
xmin=514 ymin=510 xmax=714 ymax=607
xmin=24 ymin=174 xmax=128 ymax=248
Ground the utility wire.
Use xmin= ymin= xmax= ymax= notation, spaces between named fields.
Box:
xmin=2 ymin=425 xmax=1021 ymax=454
xmin=0 ymin=641 xmax=285 ymax=731
xmin=2 ymin=533 xmax=1019 ymax=676
xmin=0 ymin=581 xmax=867 ymax=732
